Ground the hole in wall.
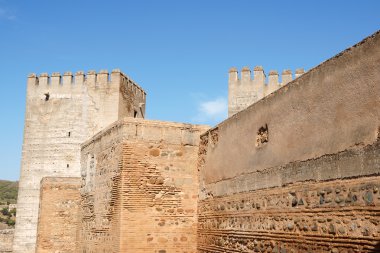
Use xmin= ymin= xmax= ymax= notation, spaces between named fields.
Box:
xmin=68 ymin=132 xmax=71 ymax=137
xmin=44 ymin=92 xmax=50 ymax=101
xmin=134 ymin=110 xmax=138 ymax=118
xmin=256 ymin=124 xmax=268 ymax=147
xmin=67 ymin=164 xmax=69 ymax=168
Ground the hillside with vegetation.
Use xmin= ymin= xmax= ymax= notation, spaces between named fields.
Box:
xmin=0 ymin=180 xmax=18 ymax=205
xmin=0 ymin=180 xmax=18 ymax=228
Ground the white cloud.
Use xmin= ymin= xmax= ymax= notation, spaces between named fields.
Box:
xmin=193 ymin=97 xmax=227 ymax=125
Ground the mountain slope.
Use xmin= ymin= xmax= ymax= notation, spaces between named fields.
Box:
xmin=0 ymin=180 xmax=18 ymax=204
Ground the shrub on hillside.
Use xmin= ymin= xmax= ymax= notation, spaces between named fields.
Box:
xmin=1 ymin=207 xmax=9 ymax=216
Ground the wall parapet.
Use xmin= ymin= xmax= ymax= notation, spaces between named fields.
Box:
xmin=228 ymin=66 xmax=305 ymax=116
xmin=27 ymin=69 xmax=146 ymax=98
xmin=228 ymin=66 xmax=305 ymax=86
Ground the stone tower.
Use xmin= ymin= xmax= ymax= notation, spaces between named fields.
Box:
xmin=228 ymin=66 xmax=305 ymax=116
xmin=14 ymin=69 xmax=146 ymax=253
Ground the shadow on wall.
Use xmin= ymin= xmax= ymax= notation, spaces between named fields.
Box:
xmin=370 ymin=242 xmax=380 ymax=252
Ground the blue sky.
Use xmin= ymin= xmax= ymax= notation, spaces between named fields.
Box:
xmin=0 ymin=0 xmax=379 ymax=181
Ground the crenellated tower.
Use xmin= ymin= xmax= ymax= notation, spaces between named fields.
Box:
xmin=13 ymin=69 xmax=146 ymax=253
xmin=228 ymin=66 xmax=305 ymax=116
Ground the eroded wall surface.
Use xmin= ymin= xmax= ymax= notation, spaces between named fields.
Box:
xmin=36 ymin=177 xmax=81 ymax=253
xmin=198 ymin=31 xmax=380 ymax=252
xmin=14 ymin=69 xmax=146 ymax=253
xmin=78 ymin=118 xmax=209 ymax=253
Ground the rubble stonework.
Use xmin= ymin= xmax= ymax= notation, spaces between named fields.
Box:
xmin=13 ymin=30 xmax=380 ymax=252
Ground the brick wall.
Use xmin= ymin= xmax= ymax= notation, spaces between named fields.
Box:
xmin=35 ymin=177 xmax=81 ymax=253
xmin=78 ymin=118 xmax=209 ymax=253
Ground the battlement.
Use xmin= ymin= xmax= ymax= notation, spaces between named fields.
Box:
xmin=27 ymin=69 xmax=146 ymax=99
xmin=228 ymin=66 xmax=305 ymax=116
xmin=228 ymin=66 xmax=305 ymax=85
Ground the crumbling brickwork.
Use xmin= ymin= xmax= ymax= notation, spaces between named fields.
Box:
xmin=36 ymin=177 xmax=81 ymax=253
xmin=198 ymin=31 xmax=380 ymax=252
xmin=78 ymin=119 xmax=209 ymax=252
xmin=14 ymin=69 xmax=146 ymax=253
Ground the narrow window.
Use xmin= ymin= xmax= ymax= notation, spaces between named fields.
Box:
xmin=134 ymin=110 xmax=138 ymax=118
xmin=67 ymin=164 xmax=69 ymax=168
xmin=68 ymin=132 xmax=71 ymax=137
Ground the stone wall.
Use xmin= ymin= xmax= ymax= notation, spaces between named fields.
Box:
xmin=36 ymin=177 xmax=81 ymax=253
xmin=78 ymin=118 xmax=209 ymax=253
xmin=14 ymin=69 xmax=146 ymax=253
xmin=0 ymin=229 xmax=14 ymax=253
xmin=198 ymin=30 xmax=380 ymax=252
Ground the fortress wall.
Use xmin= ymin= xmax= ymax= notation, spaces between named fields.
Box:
xmin=228 ymin=66 xmax=305 ymax=117
xmin=35 ymin=177 xmax=81 ymax=253
xmin=14 ymin=70 xmax=146 ymax=253
xmin=79 ymin=118 xmax=209 ymax=253
xmin=198 ymin=31 xmax=380 ymax=252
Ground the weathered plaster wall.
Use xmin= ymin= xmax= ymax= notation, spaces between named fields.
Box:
xmin=14 ymin=69 xmax=146 ymax=253
xmin=0 ymin=229 xmax=14 ymax=253
xmin=36 ymin=177 xmax=81 ymax=253
xmin=78 ymin=118 xmax=209 ymax=253
xmin=205 ymin=31 xmax=380 ymax=189
xmin=198 ymin=31 xmax=380 ymax=252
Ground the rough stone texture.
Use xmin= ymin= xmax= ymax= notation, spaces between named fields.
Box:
xmin=36 ymin=177 xmax=81 ymax=253
xmin=77 ymin=118 xmax=209 ymax=253
xmin=228 ymin=66 xmax=304 ymax=116
xmin=14 ymin=70 xmax=146 ymax=253
xmin=198 ymin=139 xmax=380 ymax=252
xmin=198 ymin=31 xmax=380 ymax=252
xmin=0 ymin=229 xmax=14 ymax=253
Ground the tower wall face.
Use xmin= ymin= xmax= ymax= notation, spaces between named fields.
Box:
xmin=13 ymin=70 xmax=146 ymax=253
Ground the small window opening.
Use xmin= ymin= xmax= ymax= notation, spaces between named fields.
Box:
xmin=67 ymin=164 xmax=69 ymax=168
xmin=68 ymin=132 xmax=71 ymax=137
xmin=134 ymin=110 xmax=138 ymax=118
xmin=44 ymin=92 xmax=50 ymax=101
